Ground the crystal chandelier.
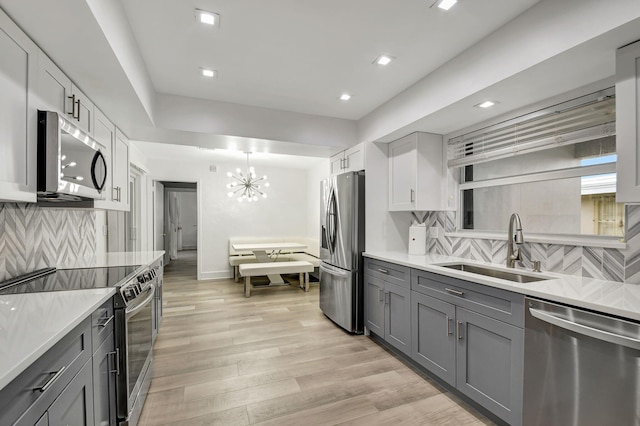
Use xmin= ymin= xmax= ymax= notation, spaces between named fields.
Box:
xmin=226 ymin=152 xmax=269 ymax=202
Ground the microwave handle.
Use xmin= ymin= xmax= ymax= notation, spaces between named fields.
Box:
xmin=90 ymin=151 xmax=108 ymax=191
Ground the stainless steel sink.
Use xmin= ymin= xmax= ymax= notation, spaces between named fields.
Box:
xmin=438 ymin=263 xmax=549 ymax=283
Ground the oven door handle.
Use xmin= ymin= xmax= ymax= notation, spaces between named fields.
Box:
xmin=125 ymin=284 xmax=155 ymax=317
xmin=529 ymin=307 xmax=640 ymax=350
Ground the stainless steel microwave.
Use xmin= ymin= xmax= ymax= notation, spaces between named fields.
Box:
xmin=37 ymin=110 xmax=107 ymax=202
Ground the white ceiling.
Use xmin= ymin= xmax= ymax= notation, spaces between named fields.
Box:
xmin=120 ymin=0 xmax=540 ymax=120
xmin=1 ymin=0 xmax=640 ymax=161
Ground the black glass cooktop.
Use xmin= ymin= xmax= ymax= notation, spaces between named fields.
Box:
xmin=0 ymin=266 xmax=140 ymax=295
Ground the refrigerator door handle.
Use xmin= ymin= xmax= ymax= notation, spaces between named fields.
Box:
xmin=326 ymin=188 xmax=338 ymax=253
xmin=320 ymin=263 xmax=350 ymax=278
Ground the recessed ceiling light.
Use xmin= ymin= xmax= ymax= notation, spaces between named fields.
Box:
xmin=437 ymin=0 xmax=457 ymax=10
xmin=374 ymin=55 xmax=393 ymax=66
xmin=339 ymin=93 xmax=352 ymax=101
xmin=475 ymin=100 xmax=498 ymax=108
xmin=201 ymin=68 xmax=217 ymax=78
xmin=195 ymin=9 xmax=219 ymax=27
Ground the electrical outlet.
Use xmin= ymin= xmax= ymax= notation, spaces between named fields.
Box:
xmin=429 ymin=227 xmax=439 ymax=238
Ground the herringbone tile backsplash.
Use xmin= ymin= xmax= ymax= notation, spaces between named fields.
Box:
xmin=0 ymin=203 xmax=96 ymax=282
xmin=424 ymin=208 xmax=640 ymax=283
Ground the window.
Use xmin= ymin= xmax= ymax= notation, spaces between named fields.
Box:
xmin=450 ymin=89 xmax=623 ymax=239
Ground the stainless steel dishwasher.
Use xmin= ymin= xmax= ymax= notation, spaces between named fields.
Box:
xmin=523 ymin=297 xmax=640 ymax=425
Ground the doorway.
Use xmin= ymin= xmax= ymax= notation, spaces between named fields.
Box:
xmin=155 ymin=181 xmax=198 ymax=278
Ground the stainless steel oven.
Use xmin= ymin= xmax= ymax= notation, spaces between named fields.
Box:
xmin=115 ymin=270 xmax=155 ymax=426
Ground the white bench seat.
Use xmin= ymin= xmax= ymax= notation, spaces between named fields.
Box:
xmin=229 ymin=255 xmax=293 ymax=282
xmin=239 ymin=261 xmax=314 ymax=297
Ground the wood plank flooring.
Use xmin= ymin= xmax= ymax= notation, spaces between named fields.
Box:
xmin=139 ymin=251 xmax=495 ymax=425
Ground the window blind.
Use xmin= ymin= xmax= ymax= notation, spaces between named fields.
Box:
xmin=447 ymin=95 xmax=616 ymax=168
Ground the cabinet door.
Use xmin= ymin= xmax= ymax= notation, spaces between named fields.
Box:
xmin=0 ymin=9 xmax=38 ymax=202
xmin=616 ymin=40 xmax=640 ymax=202
xmin=411 ymin=291 xmax=456 ymax=386
xmin=93 ymin=333 xmax=117 ymax=426
xmin=384 ymin=281 xmax=411 ymax=355
xmin=343 ymin=144 xmax=364 ymax=172
xmin=456 ymin=307 xmax=524 ymax=426
xmin=330 ymin=152 xmax=344 ymax=176
xmin=93 ymin=108 xmax=116 ymax=207
xmin=48 ymin=360 xmax=94 ymax=426
xmin=112 ymin=128 xmax=130 ymax=211
xmin=364 ymin=274 xmax=385 ymax=337
xmin=34 ymin=413 xmax=48 ymax=426
xmin=70 ymin=84 xmax=94 ymax=135
xmin=37 ymin=53 xmax=72 ymax=115
xmin=388 ymin=134 xmax=417 ymax=211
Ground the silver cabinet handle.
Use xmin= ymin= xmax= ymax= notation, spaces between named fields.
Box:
xmin=384 ymin=291 xmax=390 ymax=305
xmin=33 ymin=366 xmax=66 ymax=392
xmin=96 ymin=315 xmax=114 ymax=328
xmin=108 ymin=349 xmax=120 ymax=375
xmin=377 ymin=268 xmax=389 ymax=274
xmin=446 ymin=316 xmax=452 ymax=335
xmin=410 ymin=188 xmax=415 ymax=203
xmin=344 ymin=157 xmax=349 ymax=169
xmin=529 ymin=307 xmax=640 ymax=350
xmin=76 ymin=98 xmax=81 ymax=122
xmin=456 ymin=321 xmax=463 ymax=340
xmin=378 ymin=287 xmax=384 ymax=302
xmin=445 ymin=288 xmax=464 ymax=297
xmin=67 ymin=94 xmax=76 ymax=118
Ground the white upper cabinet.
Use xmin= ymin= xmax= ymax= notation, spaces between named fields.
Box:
xmin=330 ymin=143 xmax=365 ymax=176
xmin=0 ymin=8 xmax=38 ymax=202
xmin=616 ymin=40 xmax=640 ymax=202
xmin=113 ymin=128 xmax=130 ymax=211
xmin=388 ymin=132 xmax=445 ymax=211
xmin=37 ymin=54 xmax=94 ymax=135
xmin=70 ymin=83 xmax=94 ymax=135
xmin=36 ymin=53 xmax=72 ymax=115
xmin=94 ymin=107 xmax=129 ymax=211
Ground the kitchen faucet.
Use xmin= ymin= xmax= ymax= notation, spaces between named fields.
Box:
xmin=506 ymin=213 xmax=524 ymax=268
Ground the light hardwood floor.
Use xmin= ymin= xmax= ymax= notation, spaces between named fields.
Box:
xmin=139 ymin=251 xmax=495 ymax=425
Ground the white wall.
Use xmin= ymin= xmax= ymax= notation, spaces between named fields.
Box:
xmin=145 ymin=157 xmax=316 ymax=279
xmin=364 ymin=140 xmax=412 ymax=252
xmin=306 ymin=159 xmax=330 ymax=240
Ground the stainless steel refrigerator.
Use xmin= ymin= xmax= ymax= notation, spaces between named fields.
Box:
xmin=319 ymin=171 xmax=365 ymax=333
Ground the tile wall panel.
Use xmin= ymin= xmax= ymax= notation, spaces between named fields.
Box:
xmin=0 ymin=203 xmax=96 ymax=282
xmin=425 ymin=207 xmax=636 ymax=283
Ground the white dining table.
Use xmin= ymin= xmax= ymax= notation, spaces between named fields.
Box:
xmin=232 ymin=242 xmax=307 ymax=284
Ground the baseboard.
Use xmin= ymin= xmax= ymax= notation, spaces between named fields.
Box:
xmin=199 ymin=270 xmax=232 ymax=280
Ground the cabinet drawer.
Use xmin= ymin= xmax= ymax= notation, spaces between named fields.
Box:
xmin=0 ymin=318 xmax=92 ymax=426
xmin=91 ymin=298 xmax=114 ymax=352
xmin=364 ymin=258 xmax=410 ymax=288
xmin=411 ymin=269 xmax=524 ymax=327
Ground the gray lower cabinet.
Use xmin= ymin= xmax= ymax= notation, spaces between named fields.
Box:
xmin=384 ymin=281 xmax=411 ymax=354
xmin=410 ymin=269 xmax=525 ymax=425
xmin=411 ymin=291 xmax=456 ymax=386
xmin=455 ymin=306 xmax=523 ymax=425
xmin=93 ymin=332 xmax=117 ymax=426
xmin=0 ymin=299 xmax=117 ymax=426
xmin=47 ymin=360 xmax=94 ymax=426
xmin=364 ymin=259 xmax=411 ymax=356
xmin=364 ymin=274 xmax=385 ymax=337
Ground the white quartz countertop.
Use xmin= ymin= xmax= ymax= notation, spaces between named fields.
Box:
xmin=0 ymin=288 xmax=116 ymax=390
xmin=364 ymin=251 xmax=640 ymax=322
xmin=57 ymin=250 xmax=165 ymax=269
